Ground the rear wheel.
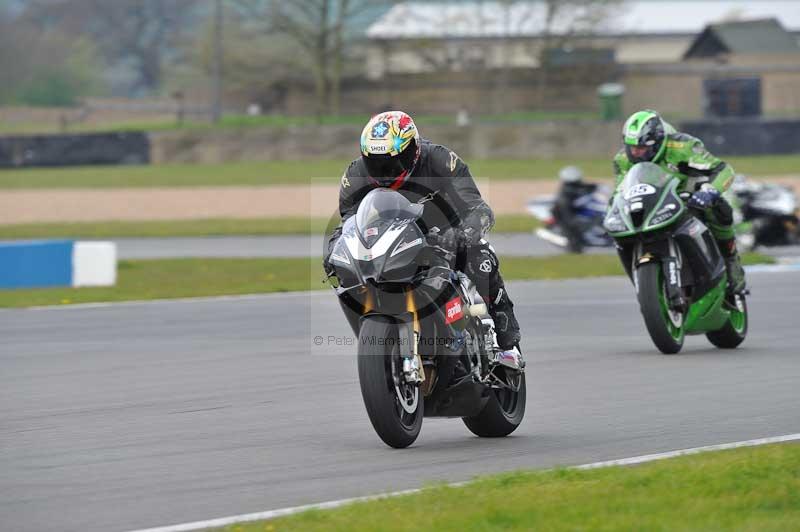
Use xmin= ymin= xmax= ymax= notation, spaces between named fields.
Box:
xmin=706 ymin=293 xmax=748 ymax=348
xmin=637 ymin=262 xmax=685 ymax=354
xmin=357 ymin=316 xmax=423 ymax=448
xmin=463 ymin=372 xmax=526 ymax=437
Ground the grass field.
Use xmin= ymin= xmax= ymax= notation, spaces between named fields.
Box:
xmin=229 ymin=443 xmax=800 ymax=532
xmin=0 ymin=111 xmax=599 ymax=136
xmin=0 ymin=253 xmax=773 ymax=308
xmin=0 ymin=215 xmax=539 ymax=239
xmin=1 ymin=155 xmax=798 ymax=189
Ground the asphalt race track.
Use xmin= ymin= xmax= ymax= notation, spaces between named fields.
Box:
xmin=2 ymin=271 xmax=800 ymax=532
xmin=110 ymin=234 xmax=800 ymax=259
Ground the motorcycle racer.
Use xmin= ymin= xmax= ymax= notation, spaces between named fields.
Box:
xmin=324 ymin=111 xmax=522 ymax=368
xmin=552 ymin=166 xmax=600 ymax=251
xmin=613 ymin=109 xmax=747 ymax=294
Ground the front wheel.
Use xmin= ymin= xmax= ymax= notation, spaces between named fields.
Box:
xmin=463 ymin=372 xmax=526 ymax=437
xmin=357 ymin=316 xmax=423 ymax=448
xmin=706 ymin=293 xmax=748 ymax=348
xmin=637 ymin=262 xmax=685 ymax=354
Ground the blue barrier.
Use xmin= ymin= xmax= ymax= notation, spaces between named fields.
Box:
xmin=0 ymin=240 xmax=73 ymax=289
xmin=0 ymin=240 xmax=117 ymax=290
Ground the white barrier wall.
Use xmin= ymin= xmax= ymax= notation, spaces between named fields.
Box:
xmin=72 ymin=242 xmax=117 ymax=287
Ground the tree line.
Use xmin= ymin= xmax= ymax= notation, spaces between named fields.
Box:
xmin=0 ymin=0 xmax=616 ymax=114
xmin=0 ymin=0 xmax=386 ymax=113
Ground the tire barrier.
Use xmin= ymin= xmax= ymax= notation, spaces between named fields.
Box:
xmin=0 ymin=132 xmax=149 ymax=168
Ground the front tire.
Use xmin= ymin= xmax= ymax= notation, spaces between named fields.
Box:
xmin=637 ymin=262 xmax=685 ymax=354
xmin=463 ymin=372 xmax=526 ymax=437
xmin=357 ymin=316 xmax=423 ymax=448
xmin=706 ymin=293 xmax=748 ymax=348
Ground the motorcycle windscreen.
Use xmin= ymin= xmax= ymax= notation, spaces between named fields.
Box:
xmin=614 ymin=162 xmax=676 ymax=230
xmin=355 ymin=188 xmax=423 ymax=248
xmin=620 ymin=162 xmax=672 ymax=196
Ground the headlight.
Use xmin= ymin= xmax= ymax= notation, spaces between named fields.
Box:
xmin=604 ymin=212 xmax=627 ymax=233
xmin=390 ymin=237 xmax=423 ymax=257
xmin=330 ymin=238 xmax=351 ymax=264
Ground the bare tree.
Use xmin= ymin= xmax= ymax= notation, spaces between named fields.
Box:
xmin=527 ymin=0 xmax=621 ymax=107
xmin=22 ymin=0 xmax=199 ymax=94
xmin=0 ymin=7 xmax=102 ymax=105
xmin=235 ymin=0 xmax=388 ymax=117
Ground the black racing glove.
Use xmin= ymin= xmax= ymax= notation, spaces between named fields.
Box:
xmin=688 ymin=184 xmax=721 ymax=210
xmin=426 ymin=226 xmax=464 ymax=253
xmin=460 ymin=204 xmax=494 ymax=245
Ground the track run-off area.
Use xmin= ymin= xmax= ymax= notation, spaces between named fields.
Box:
xmin=2 ymin=270 xmax=799 ymax=531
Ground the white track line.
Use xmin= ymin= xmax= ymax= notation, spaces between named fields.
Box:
xmin=4 ymin=289 xmax=329 ymax=312
xmin=574 ymin=433 xmax=800 ymax=469
xmin=128 ymin=432 xmax=800 ymax=532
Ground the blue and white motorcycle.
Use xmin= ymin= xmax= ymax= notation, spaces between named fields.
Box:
xmin=527 ymin=185 xmax=613 ymax=253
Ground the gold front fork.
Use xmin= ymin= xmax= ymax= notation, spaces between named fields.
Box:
xmin=405 ymin=289 xmax=425 ymax=383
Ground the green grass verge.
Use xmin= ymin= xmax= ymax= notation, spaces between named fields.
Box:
xmin=0 ymin=218 xmax=331 ymax=239
xmin=9 ymin=110 xmax=800 ymax=136
xmin=0 ymin=111 xmax=599 ymax=136
xmin=227 ymin=443 xmax=800 ymax=532
xmin=0 ymin=215 xmax=539 ymax=239
xmin=0 ymin=253 xmax=774 ymax=308
xmin=0 ymin=258 xmax=316 ymax=308
xmin=503 ymin=252 xmax=775 ymax=280
xmin=1 ymin=155 xmax=798 ymax=189
xmin=0 ymin=160 xmax=352 ymax=188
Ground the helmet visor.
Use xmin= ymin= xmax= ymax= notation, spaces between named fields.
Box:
xmin=363 ymin=154 xmax=409 ymax=180
xmin=627 ymin=145 xmax=655 ymax=162
xmin=362 ymin=139 xmax=418 ymax=183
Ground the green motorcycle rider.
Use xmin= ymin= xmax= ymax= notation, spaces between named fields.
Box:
xmin=613 ymin=109 xmax=747 ymax=293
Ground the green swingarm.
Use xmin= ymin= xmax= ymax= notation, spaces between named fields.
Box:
xmin=604 ymin=163 xmax=748 ymax=354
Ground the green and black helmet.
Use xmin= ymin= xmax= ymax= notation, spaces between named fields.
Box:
xmin=622 ymin=110 xmax=666 ymax=163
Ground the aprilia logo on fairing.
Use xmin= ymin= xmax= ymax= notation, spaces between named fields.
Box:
xmin=445 ymin=297 xmax=464 ymax=324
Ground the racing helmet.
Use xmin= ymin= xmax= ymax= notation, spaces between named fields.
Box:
xmin=558 ymin=166 xmax=584 ymax=183
xmin=360 ymin=111 xmax=421 ymax=188
xmin=622 ymin=110 xmax=666 ymax=164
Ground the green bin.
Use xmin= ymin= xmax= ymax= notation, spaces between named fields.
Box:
xmin=597 ymin=83 xmax=625 ymax=121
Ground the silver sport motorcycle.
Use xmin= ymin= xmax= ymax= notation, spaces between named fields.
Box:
xmin=326 ymin=188 xmax=526 ymax=448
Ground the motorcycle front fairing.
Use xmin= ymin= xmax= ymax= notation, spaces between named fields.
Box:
xmin=329 ymin=189 xmax=426 ymax=289
xmin=329 ymin=189 xmax=469 ymax=347
xmin=604 ymin=163 xmax=684 ymax=238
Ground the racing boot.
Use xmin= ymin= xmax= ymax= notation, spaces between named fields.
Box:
xmin=494 ymin=345 xmax=525 ymax=371
xmin=487 ymin=287 xmax=521 ymax=350
xmin=719 ymin=238 xmax=747 ymax=295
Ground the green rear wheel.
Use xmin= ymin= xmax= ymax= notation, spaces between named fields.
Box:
xmin=706 ymin=293 xmax=748 ymax=349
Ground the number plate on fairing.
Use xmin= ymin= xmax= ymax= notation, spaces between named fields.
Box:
xmin=624 ymin=183 xmax=657 ymax=200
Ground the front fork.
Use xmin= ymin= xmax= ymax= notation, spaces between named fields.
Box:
xmin=661 ymin=255 xmax=686 ymax=312
xmin=400 ymin=291 xmax=424 ymax=385
xmin=632 ymin=239 xmax=686 ymax=312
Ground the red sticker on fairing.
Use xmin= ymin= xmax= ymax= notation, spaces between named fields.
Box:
xmin=445 ymin=297 xmax=464 ymax=324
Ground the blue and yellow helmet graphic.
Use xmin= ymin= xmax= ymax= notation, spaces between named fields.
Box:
xmin=361 ymin=111 xmax=420 ymax=157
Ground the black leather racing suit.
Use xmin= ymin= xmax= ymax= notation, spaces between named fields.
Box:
xmin=325 ymin=140 xmax=521 ymax=349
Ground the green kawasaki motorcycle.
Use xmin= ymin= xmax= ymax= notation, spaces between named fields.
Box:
xmin=604 ymin=163 xmax=748 ymax=354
